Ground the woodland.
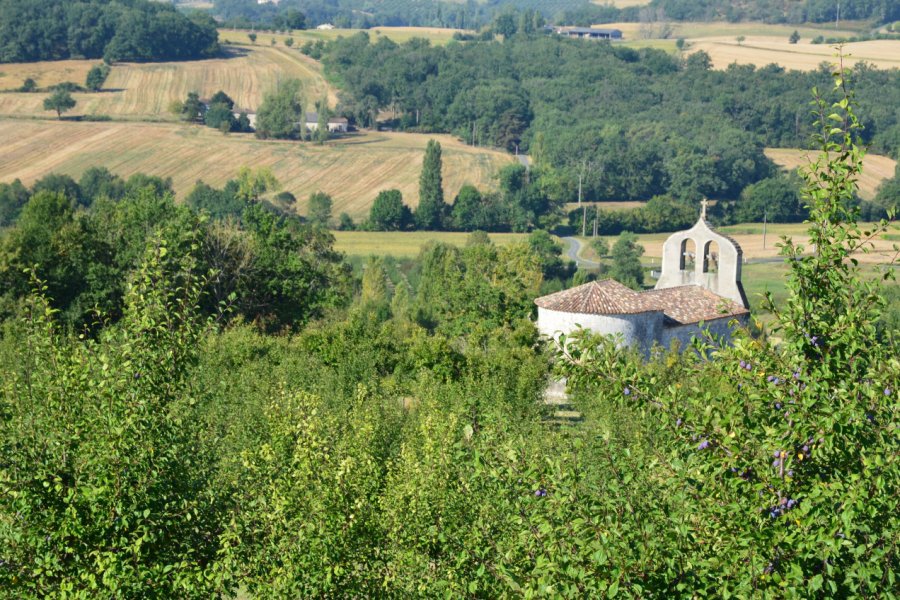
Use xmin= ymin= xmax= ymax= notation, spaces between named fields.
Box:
xmin=321 ymin=32 xmax=900 ymax=221
xmin=211 ymin=0 xmax=900 ymax=29
xmin=0 ymin=0 xmax=220 ymax=63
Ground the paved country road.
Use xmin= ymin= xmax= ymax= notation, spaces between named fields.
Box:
xmin=562 ymin=237 xmax=600 ymax=268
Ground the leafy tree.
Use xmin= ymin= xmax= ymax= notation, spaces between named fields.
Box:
xmin=609 ymin=230 xmax=644 ymax=289
xmin=43 ymin=87 xmax=76 ymax=119
xmin=369 ymin=189 xmax=410 ymax=231
xmin=235 ymin=166 xmax=279 ymax=202
xmin=591 ymin=236 xmax=609 ymax=258
xmin=249 ymin=32 xmax=257 ymax=43
xmin=185 ymin=179 xmax=244 ymax=220
xmin=360 ymin=256 xmax=389 ymax=307
xmin=209 ymin=90 xmax=235 ymax=109
xmin=315 ymin=100 xmax=330 ymax=144
xmin=337 ymin=212 xmax=355 ymax=230
xmin=307 ymin=191 xmax=333 ymax=227
xmin=789 ymin=29 xmax=800 ymax=44
xmin=255 ymin=79 xmax=303 ymax=140
xmin=730 ymin=174 xmax=806 ymax=223
xmin=20 ymin=77 xmax=36 ymax=92
xmin=868 ymin=162 xmax=900 ymax=219
xmin=414 ymin=139 xmax=445 ymax=230
xmin=32 ymin=173 xmax=84 ymax=207
xmin=85 ymin=64 xmax=110 ymax=91
xmin=78 ymin=166 xmax=125 ymax=202
xmin=285 ymin=37 xmax=294 ymax=47
xmin=204 ymin=101 xmax=237 ymax=132
xmin=0 ymin=179 xmax=29 ymax=227
xmin=181 ymin=91 xmax=206 ymax=122
xmin=526 ymin=229 xmax=572 ymax=282
xmin=124 ymin=173 xmax=173 ymax=198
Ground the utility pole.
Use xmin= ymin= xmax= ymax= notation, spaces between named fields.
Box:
xmin=582 ymin=205 xmax=587 ymax=237
xmin=593 ymin=205 xmax=598 ymax=237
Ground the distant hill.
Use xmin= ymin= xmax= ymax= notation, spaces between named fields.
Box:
xmin=211 ymin=0 xmax=899 ymax=30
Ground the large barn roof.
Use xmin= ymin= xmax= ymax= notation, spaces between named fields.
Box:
xmin=534 ymin=279 xmax=748 ymax=325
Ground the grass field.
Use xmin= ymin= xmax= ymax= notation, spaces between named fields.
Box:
xmin=333 ymin=231 xmax=528 ymax=257
xmin=0 ymin=119 xmax=514 ymax=220
xmin=765 ymin=148 xmax=897 ymax=200
xmin=220 ymin=27 xmax=466 ymax=47
xmin=0 ymin=45 xmax=335 ymax=119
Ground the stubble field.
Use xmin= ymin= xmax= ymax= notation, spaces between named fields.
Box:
xmin=219 ymin=27 xmax=466 ymax=47
xmin=0 ymin=45 xmax=335 ymax=119
xmin=601 ymin=21 xmax=900 ymax=71
xmin=0 ymin=119 xmax=514 ymax=220
xmin=765 ymin=148 xmax=897 ymax=200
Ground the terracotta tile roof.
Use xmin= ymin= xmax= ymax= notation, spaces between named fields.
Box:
xmin=534 ymin=280 xmax=655 ymax=315
xmin=535 ymin=280 xmax=749 ymax=325
xmin=641 ymin=285 xmax=749 ymax=325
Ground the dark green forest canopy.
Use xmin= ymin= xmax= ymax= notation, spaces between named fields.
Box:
xmin=323 ymin=34 xmax=900 ymax=202
xmin=213 ymin=0 xmax=899 ymax=28
xmin=0 ymin=0 xmax=219 ymax=63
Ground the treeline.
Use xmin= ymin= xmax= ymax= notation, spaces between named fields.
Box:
xmin=213 ymin=0 xmax=590 ymax=30
xmin=213 ymin=0 xmax=899 ymax=29
xmin=0 ymin=168 xmax=349 ymax=330
xmin=322 ymin=33 xmax=900 ymax=205
xmin=641 ymin=0 xmax=900 ymax=23
xmin=0 ymin=0 xmax=219 ymax=63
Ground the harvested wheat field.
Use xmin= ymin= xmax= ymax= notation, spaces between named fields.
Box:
xmin=687 ymin=38 xmax=900 ymax=71
xmin=765 ymin=148 xmax=897 ymax=200
xmin=0 ymin=45 xmax=334 ymax=119
xmin=221 ymin=27 xmax=467 ymax=47
xmin=0 ymin=119 xmax=514 ymax=219
xmin=598 ymin=21 xmax=860 ymax=41
xmin=0 ymin=59 xmax=99 ymax=91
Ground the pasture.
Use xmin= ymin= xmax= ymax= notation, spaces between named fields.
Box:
xmin=0 ymin=45 xmax=335 ymax=119
xmin=765 ymin=148 xmax=896 ymax=200
xmin=0 ymin=119 xmax=514 ymax=220
xmin=333 ymin=231 xmax=528 ymax=258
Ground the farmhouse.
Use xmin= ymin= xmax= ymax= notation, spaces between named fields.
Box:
xmin=553 ymin=27 xmax=623 ymax=40
xmin=535 ymin=205 xmax=749 ymax=354
xmin=305 ymin=113 xmax=349 ymax=133
xmin=316 ymin=23 xmax=335 ymax=30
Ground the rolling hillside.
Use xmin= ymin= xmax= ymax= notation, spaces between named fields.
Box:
xmin=0 ymin=45 xmax=335 ymax=119
xmin=0 ymin=120 xmax=514 ymax=219
xmin=765 ymin=148 xmax=896 ymax=200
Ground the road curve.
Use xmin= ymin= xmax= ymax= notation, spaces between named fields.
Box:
xmin=561 ymin=237 xmax=600 ymax=268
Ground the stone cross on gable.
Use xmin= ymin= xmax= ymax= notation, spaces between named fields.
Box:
xmin=700 ymin=198 xmax=709 ymax=219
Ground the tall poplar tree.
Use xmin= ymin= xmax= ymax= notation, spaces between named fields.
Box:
xmin=415 ymin=139 xmax=446 ymax=230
